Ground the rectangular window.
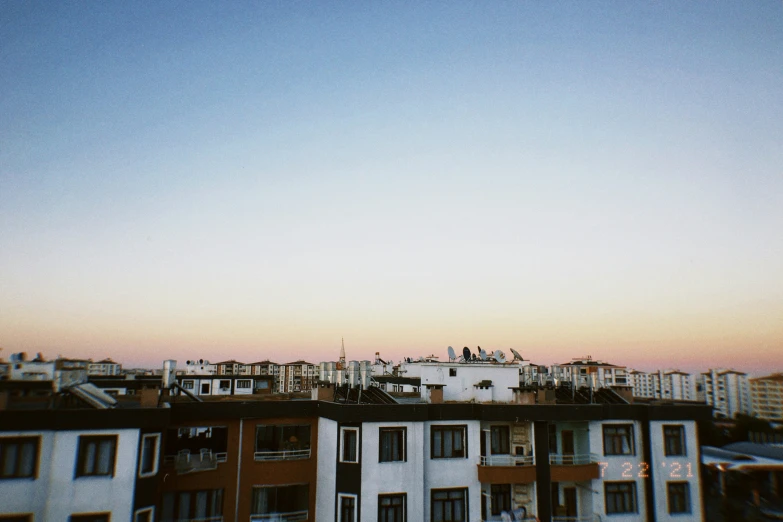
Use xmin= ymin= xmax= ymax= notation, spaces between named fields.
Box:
xmin=431 ymin=488 xmax=467 ymax=522
xmin=255 ymin=424 xmax=311 ymax=459
xmin=251 ymin=484 xmax=308 ymax=518
xmin=182 ymin=380 xmax=194 ymax=390
xmin=69 ymin=515 xmax=110 ymax=522
xmin=139 ymin=433 xmax=160 ymax=477
xmin=164 ymin=426 xmax=228 ymax=457
xmin=75 ymin=435 xmax=117 ymax=478
xmin=431 ymin=425 xmax=467 ymax=459
xmin=605 ymin=482 xmax=638 ymax=514
xmin=667 ymin=482 xmax=691 ymax=514
xmin=134 ymin=507 xmax=154 ymax=522
xmin=236 ymin=379 xmax=251 ymax=389
xmin=379 ymin=428 xmax=406 ymax=462
xmin=340 ymin=427 xmax=359 ymax=463
xmin=0 ymin=516 xmax=33 ymax=522
xmin=0 ymin=437 xmax=39 ymax=479
xmin=339 ymin=494 xmax=357 ymax=522
xmin=490 ymin=426 xmax=510 ymax=455
xmin=663 ymin=425 xmax=686 ymax=456
xmin=490 ymin=484 xmax=511 ymax=516
xmin=449 ymin=368 xmax=457 ymax=377
xmin=379 ymin=493 xmax=406 ymax=522
xmin=219 ymin=380 xmax=230 ymax=389
xmin=548 ymin=424 xmax=558 ymax=454
xmin=603 ymin=424 xmax=635 ymax=456
xmin=161 ymin=489 xmax=223 ymax=522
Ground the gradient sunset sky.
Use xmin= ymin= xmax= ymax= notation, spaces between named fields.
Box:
xmin=1 ymin=2 xmax=781 ymax=374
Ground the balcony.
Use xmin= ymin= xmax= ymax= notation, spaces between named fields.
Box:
xmin=170 ymin=518 xmax=223 ymax=522
xmin=478 ymin=455 xmax=536 ymax=484
xmin=250 ymin=512 xmax=308 ymax=522
xmin=549 ymin=454 xmax=600 ymax=482
xmin=253 ymin=448 xmax=311 ymax=461
xmin=552 ymin=516 xmax=601 ymax=522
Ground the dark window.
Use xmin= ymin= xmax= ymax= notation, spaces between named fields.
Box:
xmin=255 ymin=425 xmax=311 ymax=458
xmin=663 ymin=425 xmax=686 ymax=456
xmin=431 ymin=426 xmax=467 ymax=459
xmin=69 ymin=515 xmax=109 ymax=522
xmin=603 ymin=424 xmax=634 ymax=456
xmin=182 ymin=381 xmax=194 ymax=390
xmin=379 ymin=493 xmax=406 ymax=522
xmin=341 ymin=427 xmax=359 ymax=463
xmin=0 ymin=516 xmax=33 ymax=522
xmin=432 ymin=488 xmax=467 ymax=522
xmin=548 ymin=424 xmax=557 ymax=453
xmin=449 ymin=368 xmax=457 ymax=377
xmin=339 ymin=495 xmax=356 ymax=522
xmin=0 ymin=437 xmax=39 ymax=479
xmin=667 ymin=482 xmax=690 ymax=514
xmin=134 ymin=509 xmax=153 ymax=522
xmin=490 ymin=426 xmax=510 ymax=455
xmin=490 ymin=484 xmax=511 ymax=516
xmin=605 ymin=482 xmax=637 ymax=514
xmin=379 ymin=428 xmax=406 ymax=462
xmin=161 ymin=489 xmax=223 ymax=522
xmin=75 ymin=436 xmax=117 ymax=478
xmin=251 ymin=484 xmax=308 ymax=517
xmin=219 ymin=380 xmax=230 ymax=389
xmin=164 ymin=426 xmax=228 ymax=456
xmin=139 ymin=434 xmax=159 ymax=476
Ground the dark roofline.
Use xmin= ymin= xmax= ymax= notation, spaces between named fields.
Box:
xmin=283 ymin=361 xmax=314 ymax=366
xmin=214 ymin=360 xmax=245 ymax=365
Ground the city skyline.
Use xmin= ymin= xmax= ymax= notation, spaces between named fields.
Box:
xmin=2 ymin=2 xmax=781 ymax=376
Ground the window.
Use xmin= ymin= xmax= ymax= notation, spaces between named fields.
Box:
xmin=236 ymin=379 xmax=251 ymax=389
xmin=139 ymin=433 xmax=160 ymax=477
xmin=379 ymin=428 xmax=406 ymax=462
xmin=339 ymin=494 xmax=357 ymax=522
xmin=69 ymin=515 xmax=109 ymax=522
xmin=182 ymin=380 xmax=194 ymax=390
xmin=340 ymin=427 xmax=359 ymax=463
xmin=605 ymin=482 xmax=637 ymax=514
xmin=75 ymin=436 xmax=117 ymax=477
xmin=165 ymin=426 xmax=228 ymax=457
xmin=0 ymin=437 xmax=39 ymax=479
xmin=603 ymin=424 xmax=634 ymax=456
xmin=251 ymin=484 xmax=308 ymax=518
xmin=219 ymin=380 xmax=230 ymax=389
xmin=431 ymin=488 xmax=467 ymax=522
xmin=161 ymin=489 xmax=223 ymax=522
xmin=548 ymin=424 xmax=558 ymax=454
xmin=379 ymin=493 xmax=406 ymax=522
xmin=134 ymin=507 xmax=154 ymax=522
xmin=667 ymin=482 xmax=690 ymax=514
xmin=449 ymin=368 xmax=457 ymax=377
xmin=431 ymin=425 xmax=467 ymax=459
xmin=255 ymin=424 xmax=311 ymax=459
xmin=663 ymin=425 xmax=686 ymax=456
xmin=490 ymin=484 xmax=511 ymax=516
xmin=0 ymin=516 xmax=32 ymax=522
xmin=490 ymin=426 xmax=510 ymax=454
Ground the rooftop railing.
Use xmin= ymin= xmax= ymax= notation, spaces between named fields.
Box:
xmin=249 ymin=511 xmax=308 ymax=521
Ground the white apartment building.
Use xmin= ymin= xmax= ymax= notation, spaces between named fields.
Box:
xmin=631 ymin=370 xmax=696 ymax=401
xmin=279 ymin=360 xmax=318 ymax=393
xmin=550 ymin=357 xmax=629 ymax=389
xmin=698 ymin=369 xmax=751 ymax=419
xmin=750 ymin=373 xmax=783 ymax=422
xmin=87 ymin=359 xmax=122 ymax=376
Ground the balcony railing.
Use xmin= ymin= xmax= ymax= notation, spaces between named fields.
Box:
xmin=169 ymin=517 xmax=223 ymax=522
xmin=254 ymin=449 xmax=311 ymax=461
xmin=250 ymin=511 xmax=308 ymax=521
xmin=549 ymin=453 xmax=599 ymax=465
xmin=552 ymin=516 xmax=601 ymax=522
xmin=479 ymin=455 xmax=535 ymax=466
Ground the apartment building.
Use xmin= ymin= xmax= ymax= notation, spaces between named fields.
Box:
xmin=550 ymin=358 xmax=630 ymax=390
xmin=87 ymin=359 xmax=122 ymax=376
xmin=631 ymin=370 xmax=696 ymax=401
xmin=750 ymin=373 xmax=783 ymax=422
xmin=698 ymin=369 xmax=751 ymax=419
xmin=279 ymin=360 xmax=318 ymax=393
xmin=215 ymin=360 xmax=251 ymax=376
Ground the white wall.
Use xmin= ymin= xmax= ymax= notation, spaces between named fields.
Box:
xmin=315 ymin=418 xmax=338 ymax=522
xmin=649 ymin=420 xmax=703 ymax=522
xmin=420 ymin=364 xmax=518 ymax=403
xmin=0 ymin=429 xmax=139 ymax=521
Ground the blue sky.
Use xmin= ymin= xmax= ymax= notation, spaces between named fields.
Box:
xmin=1 ymin=1 xmax=781 ymax=373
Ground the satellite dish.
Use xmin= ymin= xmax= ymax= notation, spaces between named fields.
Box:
xmin=510 ymin=348 xmax=523 ymax=361
xmin=462 ymin=347 xmax=471 ymax=362
xmin=479 ymin=349 xmax=488 ymax=361
xmin=447 ymin=346 xmax=456 ymax=361
xmin=186 ymin=360 xmax=191 ymax=365
xmin=472 ymin=353 xmax=478 ymax=361
xmin=494 ymin=350 xmax=506 ymax=363
xmin=199 ymin=359 xmax=204 ymax=364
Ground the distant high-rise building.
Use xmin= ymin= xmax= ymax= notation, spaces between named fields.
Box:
xmin=630 ymin=369 xmax=696 ymax=401
xmin=698 ymin=369 xmax=751 ymax=419
xmin=750 ymin=373 xmax=783 ymax=421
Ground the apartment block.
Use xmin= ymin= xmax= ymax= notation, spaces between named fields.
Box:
xmin=87 ymin=359 xmax=122 ymax=376
xmin=631 ymin=370 xmax=696 ymax=401
xmin=750 ymin=373 xmax=783 ymax=422
xmin=698 ymin=369 xmax=751 ymax=419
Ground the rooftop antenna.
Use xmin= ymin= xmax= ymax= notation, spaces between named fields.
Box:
xmin=447 ymin=346 xmax=456 ymax=362
xmin=510 ymin=348 xmax=524 ymax=362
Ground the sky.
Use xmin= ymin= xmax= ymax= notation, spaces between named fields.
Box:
xmin=1 ymin=1 xmax=782 ymax=375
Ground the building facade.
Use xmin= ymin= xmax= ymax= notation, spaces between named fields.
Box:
xmin=698 ymin=369 xmax=751 ymax=419
xmin=631 ymin=370 xmax=696 ymax=401
xmin=750 ymin=373 xmax=783 ymax=421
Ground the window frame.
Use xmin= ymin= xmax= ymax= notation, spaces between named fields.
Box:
xmin=338 ymin=493 xmax=358 ymax=522
xmin=667 ymin=482 xmax=691 ymax=514
xmin=431 ymin=488 xmax=468 ymax=522
xmin=69 ymin=514 xmax=110 ymax=522
xmin=134 ymin=507 xmax=154 ymax=522
xmin=138 ymin=433 xmax=161 ymax=478
xmin=75 ymin=435 xmax=117 ymax=478
xmin=430 ymin=425 xmax=468 ymax=459
xmin=236 ymin=379 xmax=252 ymax=389
xmin=251 ymin=483 xmax=309 ymax=517
xmin=604 ymin=481 xmax=638 ymax=515
xmin=663 ymin=425 xmax=686 ymax=457
xmin=490 ymin=484 xmax=512 ymax=516
xmin=379 ymin=427 xmax=406 ymax=463
xmin=602 ymin=424 xmax=635 ymax=456
xmin=340 ymin=427 xmax=360 ymax=464
xmin=490 ymin=425 xmax=510 ymax=455
xmin=0 ymin=436 xmax=40 ymax=479
xmin=378 ymin=493 xmax=406 ymax=522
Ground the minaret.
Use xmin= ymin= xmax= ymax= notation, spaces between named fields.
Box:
xmin=339 ymin=337 xmax=346 ymax=367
